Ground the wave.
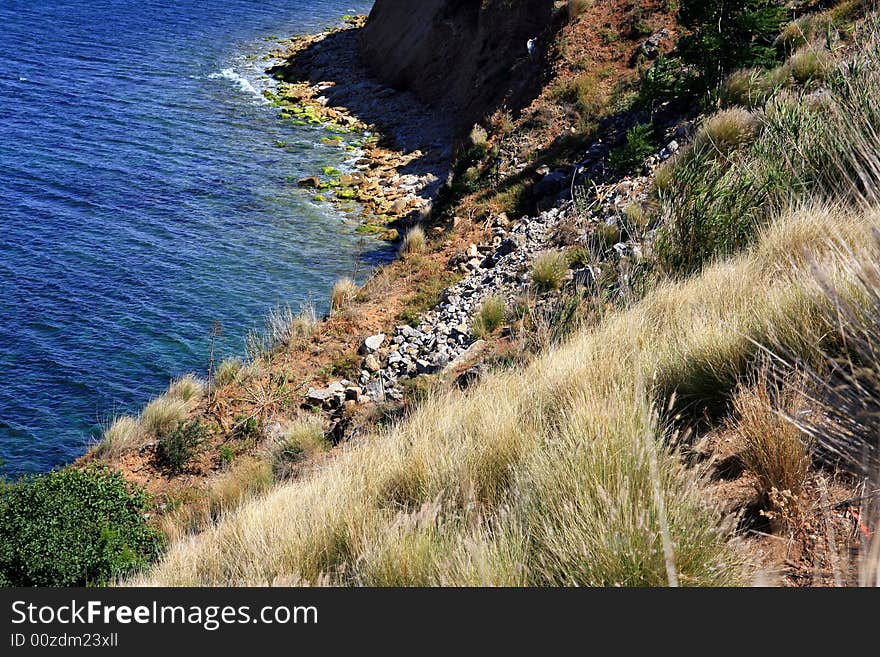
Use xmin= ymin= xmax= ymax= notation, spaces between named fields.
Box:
xmin=209 ymin=68 xmax=267 ymax=103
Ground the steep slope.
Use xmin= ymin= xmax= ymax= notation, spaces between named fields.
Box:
xmin=360 ymin=0 xmax=558 ymax=130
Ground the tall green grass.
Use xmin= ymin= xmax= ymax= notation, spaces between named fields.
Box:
xmin=656 ymin=25 xmax=880 ymax=275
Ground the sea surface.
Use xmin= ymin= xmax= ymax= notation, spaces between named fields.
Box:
xmin=0 ymin=0 xmax=380 ymax=475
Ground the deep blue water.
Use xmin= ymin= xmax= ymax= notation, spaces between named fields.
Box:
xmin=0 ymin=0 xmax=379 ymax=475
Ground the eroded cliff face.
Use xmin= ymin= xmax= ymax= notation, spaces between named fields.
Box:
xmin=360 ymin=0 xmax=556 ymax=131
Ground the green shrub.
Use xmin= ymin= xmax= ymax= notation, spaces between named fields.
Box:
xmin=232 ymin=416 xmax=260 ymax=442
xmin=0 ymin=466 xmax=163 ymax=586
xmin=640 ymin=56 xmax=698 ymax=108
xmin=609 ymin=123 xmax=656 ymax=173
xmin=157 ymin=420 xmax=206 ymax=474
xmin=678 ymin=0 xmax=787 ymax=91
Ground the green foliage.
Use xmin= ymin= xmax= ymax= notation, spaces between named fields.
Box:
xmin=639 ymin=56 xmax=697 ymax=108
xmin=0 ymin=466 xmax=163 ymax=586
xmin=678 ymin=0 xmax=788 ymax=91
xmin=656 ymin=36 xmax=880 ymax=274
xmin=232 ymin=416 xmax=260 ymax=442
xmin=157 ymin=420 xmax=207 ymax=474
xmin=218 ymin=444 xmax=235 ymax=467
xmin=609 ymin=123 xmax=656 ymax=173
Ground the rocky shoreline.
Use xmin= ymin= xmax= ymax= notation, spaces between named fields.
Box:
xmin=264 ymin=17 xmax=454 ymax=240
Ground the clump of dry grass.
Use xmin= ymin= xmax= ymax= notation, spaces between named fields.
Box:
xmin=214 ymin=357 xmax=244 ymax=387
xmin=730 ymin=370 xmax=811 ymax=502
xmin=400 ymin=226 xmax=426 ymax=256
xmin=93 ymin=415 xmax=143 ymax=460
xmin=721 ymin=68 xmax=784 ymax=109
xmin=247 ymin=303 xmax=318 ymax=360
xmin=269 ymin=417 xmax=329 ymax=480
xmin=531 ymin=251 xmax=569 ymax=292
xmin=788 ymin=46 xmax=831 ymax=85
xmin=330 ymin=277 xmax=358 ymax=312
xmin=141 ymin=396 xmax=190 ymax=437
xmin=693 ymin=108 xmax=761 ymax=156
xmin=167 ymin=374 xmax=205 ymax=403
xmin=472 ymin=295 xmax=507 ymax=339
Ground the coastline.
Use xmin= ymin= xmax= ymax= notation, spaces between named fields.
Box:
xmin=264 ymin=16 xmax=454 ymax=241
xmin=75 ymin=15 xmax=468 ymax=511
xmin=80 ymin=12 xmax=656 ymax=514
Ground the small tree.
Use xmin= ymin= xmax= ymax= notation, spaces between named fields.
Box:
xmin=679 ymin=0 xmax=788 ymax=91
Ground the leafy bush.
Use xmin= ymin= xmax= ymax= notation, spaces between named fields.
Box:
xmin=0 ymin=466 xmax=163 ymax=586
xmin=678 ymin=0 xmax=787 ymax=91
xmin=157 ymin=420 xmax=206 ymax=474
xmin=232 ymin=416 xmax=260 ymax=442
xmin=609 ymin=123 xmax=656 ymax=173
xmin=639 ymin=56 xmax=697 ymax=108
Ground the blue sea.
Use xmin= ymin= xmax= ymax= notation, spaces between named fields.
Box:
xmin=0 ymin=0 xmax=380 ymax=475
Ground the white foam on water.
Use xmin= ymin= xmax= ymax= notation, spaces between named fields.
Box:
xmin=209 ymin=68 xmax=266 ymax=103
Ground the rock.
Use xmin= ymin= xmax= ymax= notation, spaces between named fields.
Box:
xmin=298 ymin=176 xmax=321 ymax=188
xmin=360 ymin=333 xmax=386 ymax=354
xmin=306 ymin=387 xmax=337 ymax=407
xmin=495 ymin=236 xmax=522 ymax=257
xmin=640 ymin=29 xmax=669 ymax=59
xmin=366 ymin=380 xmax=385 ymax=401
xmin=446 ymin=339 xmax=487 ymax=372
xmin=364 ymin=354 xmax=381 ymax=372
xmin=534 ymin=171 xmax=568 ymax=199
xmin=345 ymin=386 xmax=363 ymax=402
xmin=416 ymin=359 xmax=437 ymax=374
xmin=573 ymin=266 xmax=597 ymax=290
xmin=454 ymin=363 xmax=487 ymax=389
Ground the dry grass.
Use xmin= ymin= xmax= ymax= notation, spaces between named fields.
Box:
xmin=269 ymin=417 xmax=329 ymax=480
xmin=141 ymin=397 xmax=190 ymax=438
xmin=136 ymin=202 xmax=880 ymax=587
xmin=159 ymin=458 xmax=274 ymax=544
xmin=167 ymin=374 xmax=205 ymax=403
xmin=247 ymin=303 xmax=317 ymax=359
xmin=214 ymin=357 xmax=244 ymax=387
xmin=330 ymin=277 xmax=358 ymax=312
xmin=693 ymin=108 xmax=761 ymax=156
xmin=730 ymin=370 xmax=811 ymax=501
xmin=472 ymin=295 xmax=507 ymax=339
xmin=788 ymin=47 xmax=831 ymax=85
xmin=93 ymin=415 xmax=143 ymax=460
xmin=400 ymin=226 xmax=427 ymax=256
xmin=531 ymin=251 xmax=569 ymax=292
